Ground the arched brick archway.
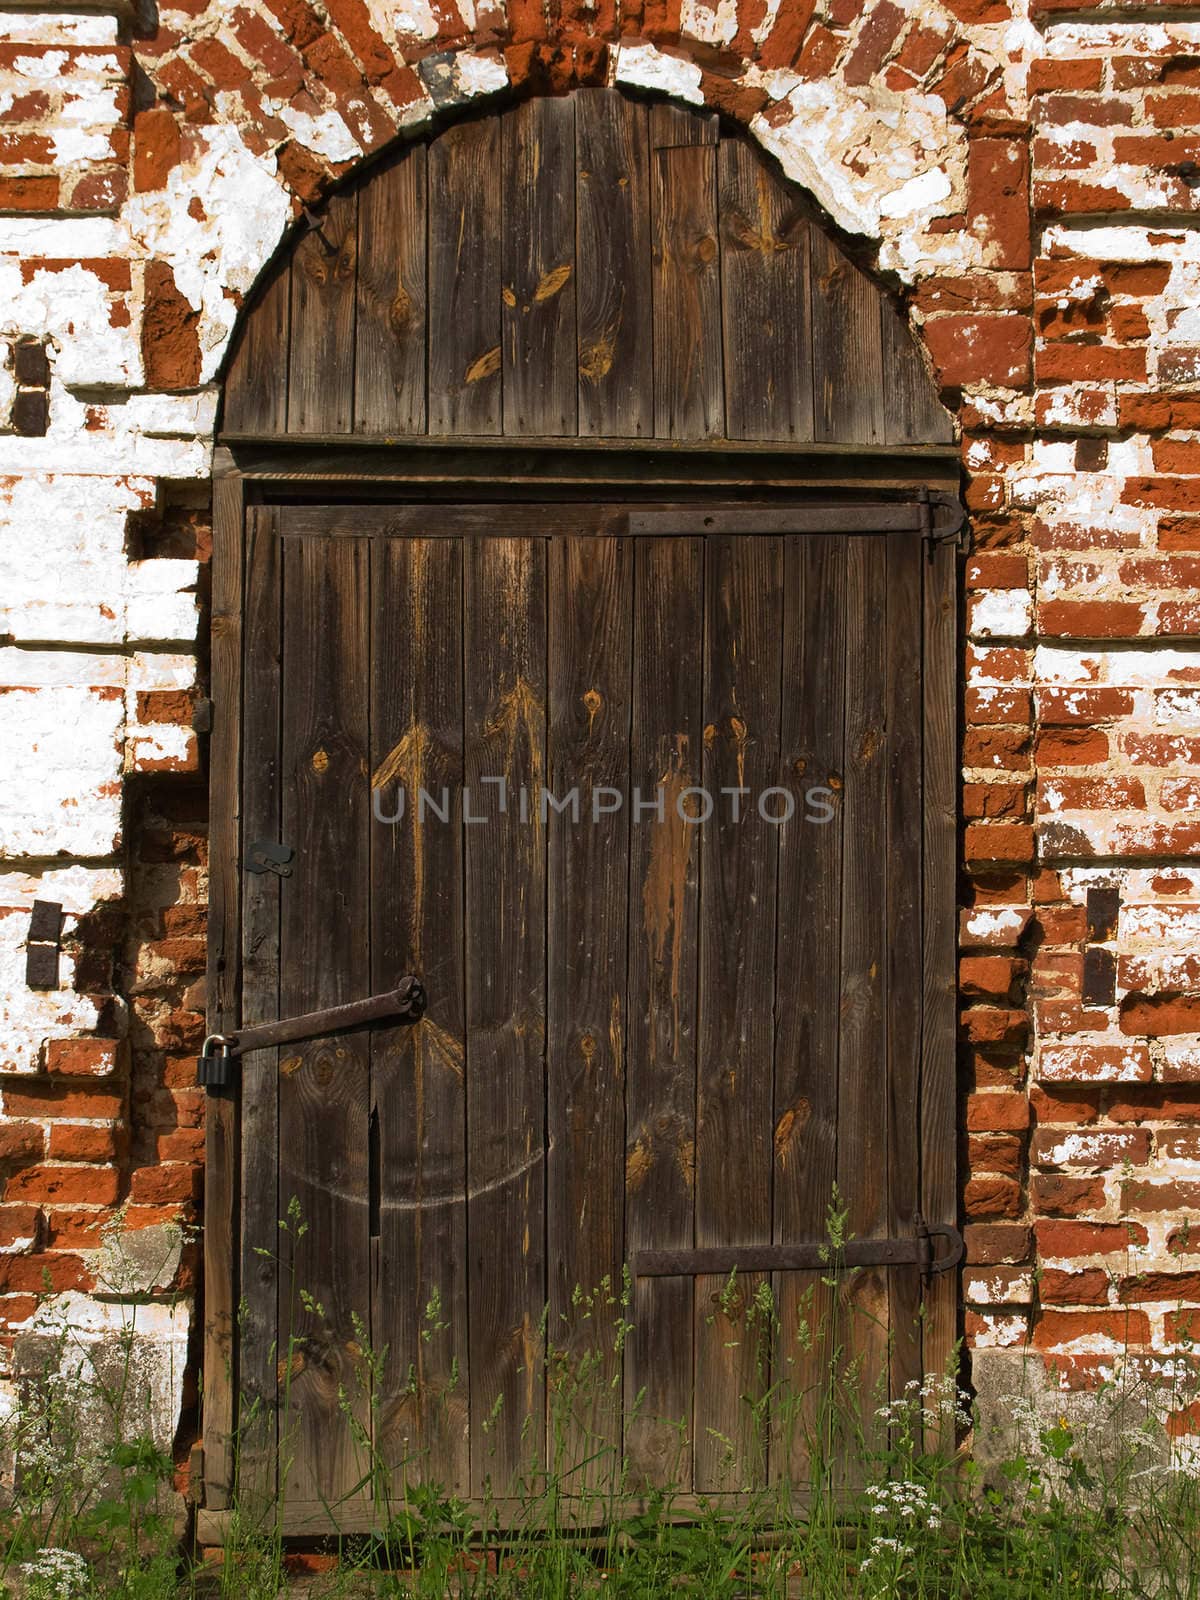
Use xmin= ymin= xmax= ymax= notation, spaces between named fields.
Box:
xmin=13 ymin=0 xmax=1200 ymax=1507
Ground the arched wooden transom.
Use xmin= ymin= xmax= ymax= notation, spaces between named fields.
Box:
xmin=222 ymin=89 xmax=952 ymax=448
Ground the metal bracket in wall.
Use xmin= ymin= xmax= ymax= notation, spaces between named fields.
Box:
xmin=25 ymin=900 xmax=63 ymax=990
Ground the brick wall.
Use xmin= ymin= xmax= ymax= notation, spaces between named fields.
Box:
xmin=3 ymin=0 xmax=1200 ymax=1444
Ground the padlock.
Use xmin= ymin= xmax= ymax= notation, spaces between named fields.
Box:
xmin=197 ymin=1034 xmax=236 ymax=1090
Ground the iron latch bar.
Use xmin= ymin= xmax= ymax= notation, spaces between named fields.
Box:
xmin=632 ymin=1220 xmax=963 ymax=1280
xmin=198 ymin=977 xmax=426 ymax=1090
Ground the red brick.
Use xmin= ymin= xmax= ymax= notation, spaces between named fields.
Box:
xmin=1124 ymin=1179 xmax=1200 ymax=1211
xmin=1120 ymin=992 xmax=1200 ymax=1037
xmin=1035 ymin=346 xmax=1146 ymax=383
xmin=967 ymin=1090 xmax=1030 ymax=1131
xmin=1031 ymin=1127 xmax=1151 ymax=1167
xmin=48 ymin=1125 xmax=123 ymax=1164
xmin=42 ymin=1037 xmax=125 ymax=1079
xmin=963 ymin=727 xmax=1032 ymax=770
xmin=964 ymin=782 xmax=1029 ymax=820
xmin=3 ymin=1083 xmax=125 ymax=1120
xmin=1039 ymin=1267 xmax=1110 ymax=1305
xmin=961 ymin=955 xmax=1027 ymax=1002
xmin=1119 ymin=1271 xmax=1200 ymax=1303
xmin=968 ymin=1132 xmax=1023 ymax=1176
xmin=1032 ymin=1308 xmax=1151 ymax=1347
xmin=5 ymin=1166 xmax=120 ymax=1206
xmin=923 ymin=313 xmax=1032 ymax=389
xmin=0 ymin=1254 xmax=92 ymax=1294
xmin=964 ymin=823 xmax=1035 ymax=863
xmin=0 ymin=1204 xmax=44 ymax=1252
xmin=1029 ymin=59 xmax=1103 ymax=95
xmin=963 ymin=1005 xmax=1030 ymax=1046
xmin=964 ymin=1174 xmax=1022 ymax=1218
xmin=1031 ymin=1174 xmax=1105 ymax=1216
xmin=842 ymin=0 xmax=906 ymax=86
xmin=965 ymin=1222 xmax=1030 ymax=1263
xmin=1037 ymin=601 xmax=1145 ymax=638
xmin=0 ymin=175 xmax=58 ymax=211
xmin=129 ymin=1164 xmax=199 ymax=1205
xmin=1036 ymin=1219 xmax=1149 ymax=1255
xmin=0 ymin=1123 xmax=44 ymax=1167
xmin=967 ymin=137 xmax=1030 ymax=270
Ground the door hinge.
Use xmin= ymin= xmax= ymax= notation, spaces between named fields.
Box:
xmin=632 ymin=1218 xmax=964 ymax=1282
xmin=198 ymin=976 xmax=427 ymax=1090
xmin=920 ymin=489 xmax=967 ymax=551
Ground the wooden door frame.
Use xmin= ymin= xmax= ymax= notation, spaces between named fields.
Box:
xmin=200 ymin=438 xmax=962 ymax=1526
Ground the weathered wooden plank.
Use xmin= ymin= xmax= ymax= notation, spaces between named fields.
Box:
xmin=771 ymin=534 xmax=846 ymax=1484
xmin=237 ymin=505 xmax=283 ymax=1518
xmin=649 ymin=101 xmax=717 ymax=150
xmin=355 ymin=143 xmax=427 ymax=435
xmin=652 ymin=121 xmax=723 ymax=441
xmin=625 ymin=535 xmax=703 ymax=1492
xmin=287 ymin=192 xmax=357 ymax=434
xmin=429 ymin=117 xmax=502 ymax=436
xmin=810 ymin=230 xmax=884 ymax=446
xmin=694 ymin=534 xmax=783 ymax=1492
xmin=464 ymin=537 xmax=547 ymax=1495
xmin=884 ymin=532 xmax=925 ymax=1405
xmin=503 ymin=96 xmax=576 ymax=437
xmin=371 ymin=535 xmax=470 ymax=1493
xmin=545 ymin=535 xmax=632 ymax=1485
xmin=836 ymin=534 xmax=890 ymax=1462
xmin=203 ymin=472 xmax=244 ymax=1511
xmin=277 ymin=533 xmax=373 ymax=1507
xmin=576 ymin=89 xmax=653 ymax=438
xmin=223 ymin=254 xmax=290 ymax=434
xmin=921 ymin=538 xmax=959 ymax=1442
xmin=882 ymin=300 xmax=954 ymax=447
xmin=718 ymin=138 xmax=813 ymax=442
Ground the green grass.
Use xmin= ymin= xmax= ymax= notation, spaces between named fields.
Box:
xmin=3 ymin=1200 xmax=1200 ymax=1599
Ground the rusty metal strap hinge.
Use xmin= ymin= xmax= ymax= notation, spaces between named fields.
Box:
xmin=632 ymin=1220 xmax=964 ymax=1282
xmin=197 ymin=976 xmax=427 ymax=1091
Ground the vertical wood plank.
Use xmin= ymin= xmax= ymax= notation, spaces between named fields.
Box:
xmin=772 ymin=535 xmax=846 ymax=1484
xmin=694 ymin=534 xmax=783 ymax=1491
xmin=429 ymin=118 xmax=502 ymax=436
xmin=287 ymin=192 xmax=357 ymax=433
xmin=576 ymin=89 xmax=653 ymax=439
xmin=718 ymin=138 xmax=813 ymax=442
xmin=836 ymin=535 xmax=890 ymax=1459
xmin=651 ymin=106 xmax=723 ymax=442
xmin=371 ymin=535 xmax=470 ymax=1494
xmin=503 ymin=97 xmax=577 ymax=437
xmin=237 ymin=506 xmax=283 ymax=1517
xmin=882 ymin=300 xmax=954 ymax=447
xmin=545 ymin=535 xmax=632 ymax=1484
xmin=203 ymin=471 xmax=244 ymax=1511
xmin=223 ymin=257 xmax=290 ymax=433
xmin=885 ymin=533 xmax=925 ymax=1405
xmin=625 ymin=536 xmax=703 ymax=1492
xmin=277 ymin=534 xmax=373 ymax=1510
xmin=921 ymin=539 xmax=959 ymax=1436
xmin=355 ymin=144 xmax=428 ymax=435
xmin=810 ymin=230 xmax=884 ymax=446
xmin=464 ymin=538 xmax=547 ymax=1495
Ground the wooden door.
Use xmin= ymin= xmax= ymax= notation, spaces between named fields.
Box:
xmin=208 ymin=499 xmax=956 ymax=1531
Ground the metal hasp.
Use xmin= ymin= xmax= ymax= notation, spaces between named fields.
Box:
xmin=197 ymin=977 xmax=427 ymax=1091
xmin=632 ymin=1218 xmax=964 ymax=1282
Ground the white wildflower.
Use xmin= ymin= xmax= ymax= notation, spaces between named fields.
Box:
xmin=20 ymin=1547 xmax=89 ymax=1599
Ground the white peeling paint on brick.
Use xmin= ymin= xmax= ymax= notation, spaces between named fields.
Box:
xmin=125 ymin=124 xmax=292 ymax=380
xmin=970 ymin=589 xmax=1034 ymax=639
xmin=615 ymin=42 xmax=704 ymax=104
